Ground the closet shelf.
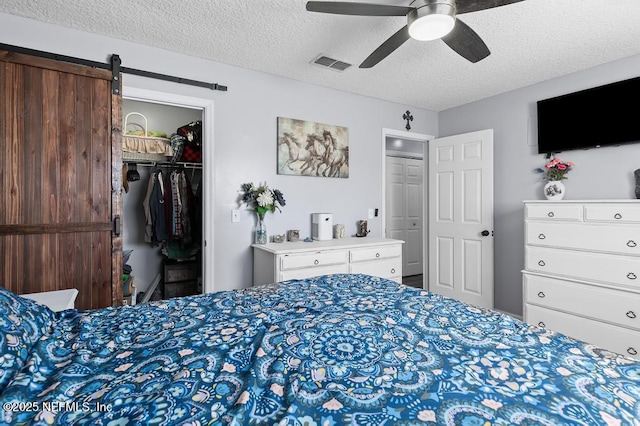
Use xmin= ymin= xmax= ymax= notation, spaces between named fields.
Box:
xmin=124 ymin=160 xmax=202 ymax=169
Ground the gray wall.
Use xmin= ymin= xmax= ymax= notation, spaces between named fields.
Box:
xmin=5 ymin=12 xmax=638 ymax=313
xmin=440 ymin=53 xmax=640 ymax=316
xmin=0 ymin=13 xmax=438 ymax=293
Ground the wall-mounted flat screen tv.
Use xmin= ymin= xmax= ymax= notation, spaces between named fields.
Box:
xmin=537 ymin=76 xmax=640 ymax=154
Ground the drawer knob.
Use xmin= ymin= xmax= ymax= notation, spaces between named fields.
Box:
xmin=628 ymin=347 xmax=638 ymax=356
xmin=376 ymin=252 xmax=380 ymax=258
xmin=626 ymin=311 xmax=637 ymax=319
xmin=538 ymin=260 xmax=546 ymax=267
xmin=614 ymin=213 xmax=622 ymax=219
xmin=627 ymin=240 xmax=637 ymax=248
xmin=547 ymin=211 xmax=554 ymax=218
xmin=538 ymin=321 xmax=546 ymax=328
xmin=627 ymin=273 xmax=637 ymax=280
xmin=391 ymin=268 xmax=396 ymax=274
xmin=314 ymin=259 xmax=319 ymax=265
xmin=537 ymin=291 xmax=545 ymax=298
xmin=538 ymin=233 xmax=546 ymax=240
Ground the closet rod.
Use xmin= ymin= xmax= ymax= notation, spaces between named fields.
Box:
xmin=0 ymin=43 xmax=227 ymax=92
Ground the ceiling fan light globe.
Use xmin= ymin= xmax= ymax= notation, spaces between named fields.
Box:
xmin=408 ymin=14 xmax=455 ymax=41
xmin=407 ymin=1 xmax=456 ymax=41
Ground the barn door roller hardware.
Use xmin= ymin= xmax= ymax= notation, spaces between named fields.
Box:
xmin=0 ymin=43 xmax=227 ymax=94
xmin=111 ymin=54 xmax=121 ymax=95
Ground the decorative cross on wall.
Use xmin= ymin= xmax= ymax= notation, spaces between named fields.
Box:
xmin=403 ymin=110 xmax=413 ymax=131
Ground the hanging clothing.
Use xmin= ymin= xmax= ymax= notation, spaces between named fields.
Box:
xmin=143 ymin=170 xmax=169 ymax=244
xmin=179 ymin=171 xmax=192 ymax=245
xmin=141 ymin=167 xmax=200 ymax=254
xmin=171 ymin=171 xmax=184 ymax=239
xmin=142 ymin=174 xmax=155 ymax=243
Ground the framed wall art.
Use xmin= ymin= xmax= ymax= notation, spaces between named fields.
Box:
xmin=277 ymin=117 xmax=349 ymax=178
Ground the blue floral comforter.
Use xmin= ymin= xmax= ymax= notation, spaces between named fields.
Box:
xmin=1 ymin=274 xmax=639 ymax=425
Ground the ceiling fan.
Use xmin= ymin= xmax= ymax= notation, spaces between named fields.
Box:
xmin=306 ymin=0 xmax=525 ymax=68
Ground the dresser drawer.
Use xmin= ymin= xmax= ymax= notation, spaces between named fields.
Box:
xmin=525 ymin=203 xmax=582 ymax=221
xmin=524 ymin=304 xmax=640 ymax=359
xmin=523 ymin=273 xmax=640 ymax=331
xmin=585 ymin=204 xmax=640 ymax=223
xmin=526 ymin=246 xmax=640 ymax=288
xmin=350 ymin=244 xmax=402 ymax=262
xmin=526 ymin=221 xmax=640 ymax=255
xmin=279 ymin=264 xmax=349 ymax=281
xmin=280 ymin=250 xmax=348 ymax=270
xmin=349 ymin=258 xmax=401 ymax=279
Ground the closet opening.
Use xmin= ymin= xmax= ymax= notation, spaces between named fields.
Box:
xmin=121 ymin=88 xmax=214 ymax=303
xmin=381 ymin=128 xmax=432 ymax=290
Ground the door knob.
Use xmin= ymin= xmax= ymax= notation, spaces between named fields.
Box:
xmin=481 ymin=230 xmax=490 ymax=237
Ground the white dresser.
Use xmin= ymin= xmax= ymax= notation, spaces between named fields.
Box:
xmin=522 ymin=200 xmax=640 ymax=359
xmin=253 ymin=237 xmax=403 ymax=286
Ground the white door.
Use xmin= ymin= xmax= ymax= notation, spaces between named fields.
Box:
xmin=428 ymin=129 xmax=494 ymax=308
xmin=385 ymin=156 xmax=423 ymax=276
xmin=386 ymin=157 xmax=405 ymax=242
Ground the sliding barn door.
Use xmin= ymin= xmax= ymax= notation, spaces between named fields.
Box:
xmin=0 ymin=50 xmax=122 ymax=309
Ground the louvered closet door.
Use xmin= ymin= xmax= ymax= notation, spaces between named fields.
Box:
xmin=0 ymin=50 xmax=123 ymax=309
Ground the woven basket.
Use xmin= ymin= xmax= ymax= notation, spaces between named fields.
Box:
xmin=123 ymin=112 xmax=172 ymax=160
xmin=122 ymin=151 xmax=171 ymax=162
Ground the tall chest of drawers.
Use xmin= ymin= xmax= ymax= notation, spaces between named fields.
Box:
xmin=253 ymin=237 xmax=403 ymax=286
xmin=522 ymin=200 xmax=640 ymax=359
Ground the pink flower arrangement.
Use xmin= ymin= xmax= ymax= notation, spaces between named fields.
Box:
xmin=535 ymin=157 xmax=574 ymax=181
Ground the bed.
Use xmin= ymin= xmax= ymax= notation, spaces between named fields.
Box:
xmin=1 ymin=274 xmax=638 ymax=425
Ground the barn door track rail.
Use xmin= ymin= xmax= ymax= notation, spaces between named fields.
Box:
xmin=0 ymin=43 xmax=228 ymax=94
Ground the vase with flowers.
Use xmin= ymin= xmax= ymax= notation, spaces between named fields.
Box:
xmin=535 ymin=157 xmax=575 ymax=200
xmin=240 ymin=182 xmax=286 ymax=244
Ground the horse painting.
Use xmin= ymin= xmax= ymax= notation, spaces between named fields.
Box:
xmin=278 ymin=132 xmax=314 ymax=173
xmin=277 ymin=117 xmax=349 ymax=178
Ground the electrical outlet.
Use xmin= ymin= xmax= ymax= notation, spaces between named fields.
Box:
xmin=231 ymin=209 xmax=240 ymax=223
xmin=368 ymin=208 xmax=374 ymax=219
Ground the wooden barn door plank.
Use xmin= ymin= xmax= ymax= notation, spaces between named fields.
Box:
xmin=0 ymin=50 xmax=122 ymax=310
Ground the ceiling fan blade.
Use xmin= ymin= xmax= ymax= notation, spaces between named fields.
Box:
xmin=441 ymin=19 xmax=490 ymax=63
xmin=456 ymin=0 xmax=525 ymax=15
xmin=360 ymin=26 xmax=410 ymax=68
xmin=306 ymin=1 xmax=412 ymax=16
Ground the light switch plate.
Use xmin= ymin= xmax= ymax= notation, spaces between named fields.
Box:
xmin=232 ymin=209 xmax=240 ymax=223
xmin=368 ymin=208 xmax=374 ymax=219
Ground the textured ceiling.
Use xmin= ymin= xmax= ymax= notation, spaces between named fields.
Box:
xmin=2 ymin=0 xmax=640 ymax=111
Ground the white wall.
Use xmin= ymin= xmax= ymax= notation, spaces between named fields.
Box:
xmin=0 ymin=13 xmax=438 ymax=293
xmin=439 ymin=53 xmax=640 ymax=316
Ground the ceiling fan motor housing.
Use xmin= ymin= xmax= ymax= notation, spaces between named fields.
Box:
xmin=408 ymin=0 xmax=457 ymax=41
